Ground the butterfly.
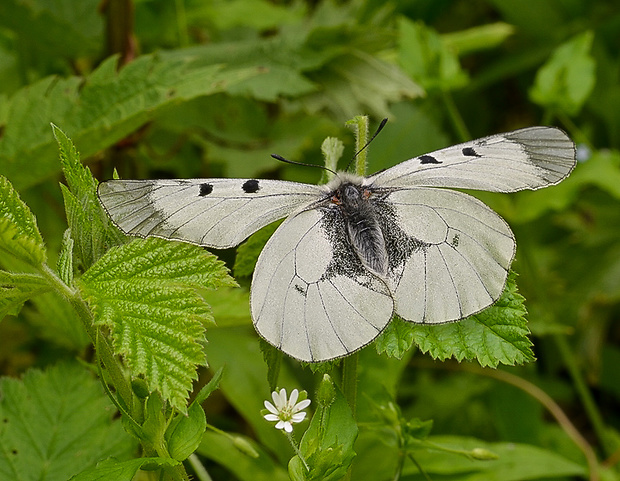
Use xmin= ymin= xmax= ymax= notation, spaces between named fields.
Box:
xmin=98 ymin=126 xmax=576 ymax=363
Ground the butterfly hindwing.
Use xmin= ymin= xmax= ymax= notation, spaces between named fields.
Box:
xmin=251 ymin=208 xmax=394 ymax=362
xmin=382 ymin=187 xmax=515 ymax=323
xmin=367 ymin=126 xmax=575 ymax=192
xmin=98 ymin=179 xmax=322 ymax=248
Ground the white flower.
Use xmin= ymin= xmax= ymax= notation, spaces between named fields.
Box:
xmin=263 ymin=388 xmax=311 ymax=433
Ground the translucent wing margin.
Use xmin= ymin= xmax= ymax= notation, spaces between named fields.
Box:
xmin=98 ymin=179 xmax=323 ymax=248
xmin=384 ymin=188 xmax=515 ymax=323
xmin=366 ymin=126 xmax=576 ymax=192
xmin=251 ymin=209 xmax=394 ymax=362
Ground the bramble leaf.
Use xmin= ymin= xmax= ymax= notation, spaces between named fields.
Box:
xmin=0 ymin=362 xmax=135 ymax=481
xmin=80 ymin=237 xmax=236 ymax=412
xmin=0 ymin=175 xmax=46 ymax=266
xmin=376 ymin=273 xmax=533 ymax=367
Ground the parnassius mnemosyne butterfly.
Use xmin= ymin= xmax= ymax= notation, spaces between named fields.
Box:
xmin=98 ymin=126 xmax=576 ymax=363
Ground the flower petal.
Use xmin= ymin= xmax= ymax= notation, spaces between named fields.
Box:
xmin=294 ymin=399 xmax=311 ymax=411
xmin=264 ymin=414 xmax=280 ymax=422
xmin=291 ymin=412 xmax=307 ymax=423
xmin=283 ymin=421 xmax=293 ymax=433
xmin=275 ymin=420 xmax=287 ymax=430
xmin=264 ymin=400 xmax=278 ymax=414
xmin=289 ymin=389 xmax=299 ymax=406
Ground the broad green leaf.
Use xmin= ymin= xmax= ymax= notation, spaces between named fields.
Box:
xmin=0 ymin=270 xmax=50 ymax=318
xmin=529 ymin=31 xmax=596 ymax=115
xmin=69 ymin=457 xmax=180 ymax=481
xmin=0 ymin=175 xmax=46 ymax=266
xmin=291 ymin=375 xmax=358 ymax=481
xmin=0 ymin=0 xmax=102 ymax=59
xmin=376 ymin=273 xmax=533 ymax=367
xmin=398 ymin=17 xmax=468 ymax=92
xmin=0 ymin=54 xmax=261 ymax=189
xmin=198 ymin=431 xmax=289 ymax=481
xmin=402 ymin=435 xmax=586 ymax=480
xmin=0 ymin=362 xmax=135 ymax=481
xmin=80 ymin=237 xmax=236 ymax=412
xmin=165 ymin=401 xmax=206 ymax=461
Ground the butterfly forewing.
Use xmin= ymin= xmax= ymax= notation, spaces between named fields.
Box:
xmin=251 ymin=208 xmax=394 ymax=362
xmin=98 ymin=179 xmax=322 ymax=248
xmin=366 ymin=126 xmax=575 ymax=192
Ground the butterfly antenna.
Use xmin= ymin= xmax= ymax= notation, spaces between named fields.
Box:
xmin=345 ymin=118 xmax=388 ymax=171
xmin=271 ymin=154 xmax=338 ymax=177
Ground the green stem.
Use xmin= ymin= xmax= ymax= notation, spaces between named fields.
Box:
xmin=441 ymin=90 xmax=470 ymax=143
xmin=188 ymin=454 xmax=214 ymax=481
xmin=342 ymin=353 xmax=358 ymax=418
xmin=41 ymin=264 xmax=133 ymax=412
xmin=286 ymin=432 xmax=309 ymax=471
xmin=554 ymin=334 xmax=610 ymax=457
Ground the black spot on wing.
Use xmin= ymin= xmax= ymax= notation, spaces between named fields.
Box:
xmin=243 ymin=179 xmax=260 ymax=193
xmin=199 ymin=183 xmax=213 ymax=196
xmin=419 ymin=155 xmax=441 ymax=165
xmin=462 ymin=147 xmax=481 ymax=157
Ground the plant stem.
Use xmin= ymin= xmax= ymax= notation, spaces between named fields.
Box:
xmin=554 ymin=334 xmax=610 ymax=457
xmin=441 ymin=90 xmax=470 ymax=143
xmin=342 ymin=353 xmax=358 ymax=418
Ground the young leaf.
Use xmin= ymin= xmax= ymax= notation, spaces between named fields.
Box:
xmin=529 ymin=31 xmax=595 ymax=115
xmin=53 ymin=124 xmax=124 ymax=271
xmin=0 ymin=175 xmax=46 ymax=266
xmin=80 ymin=237 xmax=236 ymax=412
xmin=290 ymin=374 xmax=358 ymax=481
xmin=0 ymin=362 xmax=135 ymax=481
xmin=376 ymin=273 xmax=533 ymax=367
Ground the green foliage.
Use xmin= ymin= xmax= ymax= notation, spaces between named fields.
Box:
xmin=1 ymin=1 xmax=619 ymax=480
xmin=80 ymin=236 xmax=234 ymax=411
xmin=0 ymin=362 xmax=135 ymax=481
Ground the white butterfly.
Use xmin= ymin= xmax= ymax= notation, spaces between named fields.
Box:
xmin=98 ymin=126 xmax=575 ymax=362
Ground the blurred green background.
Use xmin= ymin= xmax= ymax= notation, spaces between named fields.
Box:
xmin=1 ymin=0 xmax=619 ymax=480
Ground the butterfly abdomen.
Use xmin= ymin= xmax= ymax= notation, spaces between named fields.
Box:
xmin=336 ymin=183 xmax=388 ymax=276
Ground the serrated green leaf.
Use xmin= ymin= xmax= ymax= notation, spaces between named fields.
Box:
xmin=54 ymin=124 xmax=125 ymax=270
xmin=529 ymin=31 xmax=595 ymax=115
xmin=409 ymin=273 xmax=533 ymax=367
xmin=376 ymin=274 xmax=532 ymax=367
xmin=0 ymin=55 xmax=261 ymax=190
xmin=0 ymin=362 xmax=135 ymax=481
xmin=80 ymin=237 xmax=236 ymax=411
xmin=0 ymin=270 xmax=50 ymax=318
xmin=0 ymin=175 xmax=46 ymax=266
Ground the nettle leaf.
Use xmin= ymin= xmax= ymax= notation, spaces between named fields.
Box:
xmin=0 ymin=362 xmax=135 ymax=481
xmin=376 ymin=273 xmax=533 ymax=367
xmin=0 ymin=54 xmax=261 ymax=190
xmin=0 ymin=175 xmax=46 ymax=266
xmin=80 ymin=237 xmax=236 ymax=412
